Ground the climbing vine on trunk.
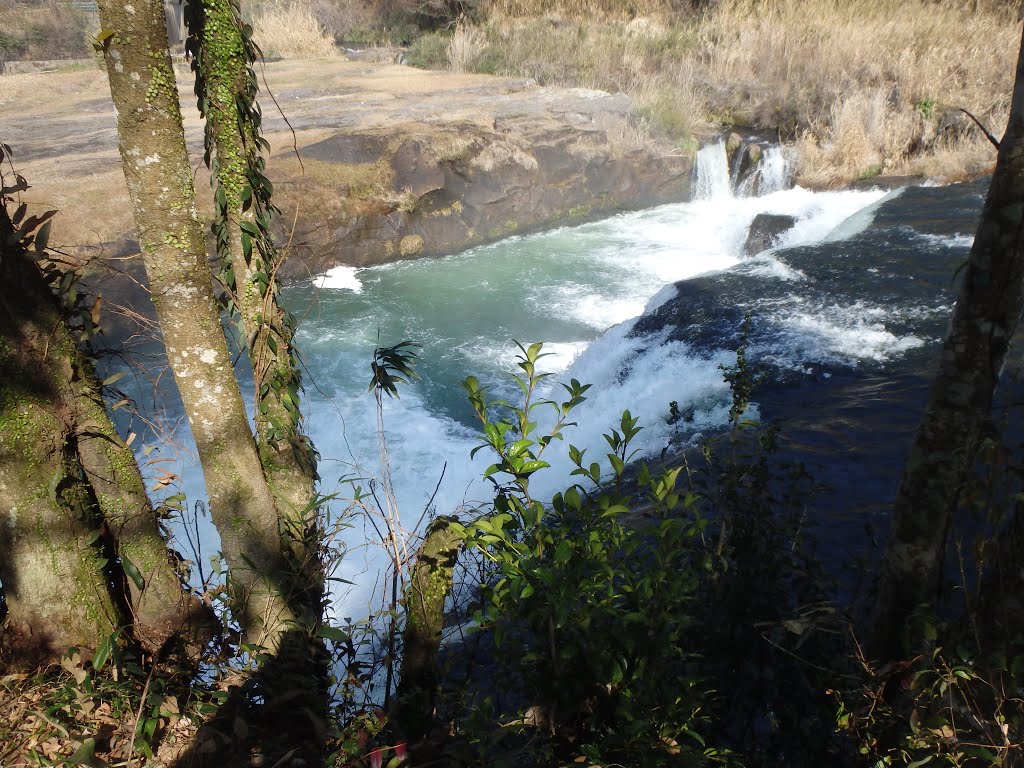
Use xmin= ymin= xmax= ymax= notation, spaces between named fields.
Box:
xmin=183 ymin=0 xmax=322 ymax=617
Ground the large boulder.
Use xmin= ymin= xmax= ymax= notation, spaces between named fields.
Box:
xmin=742 ymin=213 xmax=796 ymax=256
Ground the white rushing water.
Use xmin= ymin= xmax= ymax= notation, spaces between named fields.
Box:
xmin=134 ymin=141 xmax=895 ymax=618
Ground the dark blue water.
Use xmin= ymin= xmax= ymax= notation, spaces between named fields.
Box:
xmin=630 ymin=178 xmax=992 ymax=579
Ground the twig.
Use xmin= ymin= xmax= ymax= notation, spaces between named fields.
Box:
xmin=411 ymin=462 xmax=448 ymax=536
xmin=959 ymin=108 xmax=1000 ymax=150
xmin=128 ymin=662 xmax=156 ymax=767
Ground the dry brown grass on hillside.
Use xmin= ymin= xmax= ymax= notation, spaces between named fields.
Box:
xmin=486 ymin=0 xmax=692 ymax=19
xmin=0 ymin=66 xmax=105 ymax=103
xmin=700 ymin=0 xmax=1016 ymax=184
xmin=250 ymin=0 xmax=340 ymax=58
xmin=0 ymin=0 xmax=96 ymax=61
xmin=438 ymin=0 xmax=1017 ymax=184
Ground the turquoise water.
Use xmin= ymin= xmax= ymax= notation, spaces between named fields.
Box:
xmin=279 ymin=151 xmax=892 ymax=613
xmin=117 ymin=143 xmax=931 ymax=616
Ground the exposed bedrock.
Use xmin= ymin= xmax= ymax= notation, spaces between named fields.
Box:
xmin=273 ymin=97 xmax=694 ymax=278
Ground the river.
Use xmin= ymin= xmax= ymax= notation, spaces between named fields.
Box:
xmin=116 ymin=142 xmax=987 ymax=619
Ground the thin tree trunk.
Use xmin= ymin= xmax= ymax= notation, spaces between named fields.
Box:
xmin=188 ymin=0 xmax=320 ymax=617
xmin=393 ymin=517 xmax=462 ymax=742
xmin=870 ymin=22 xmax=1024 ymax=660
xmin=96 ymin=0 xmax=294 ymax=650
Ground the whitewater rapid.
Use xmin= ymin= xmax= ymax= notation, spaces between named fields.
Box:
xmin=296 ymin=142 xmax=898 ymax=615
xmin=117 ymin=141 xmax=977 ymax=621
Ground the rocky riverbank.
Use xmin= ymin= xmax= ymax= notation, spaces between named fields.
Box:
xmin=0 ymin=57 xmax=692 ymax=280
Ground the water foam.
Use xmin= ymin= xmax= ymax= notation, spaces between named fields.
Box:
xmin=314 ymin=265 xmax=364 ymax=292
xmin=916 ymin=232 xmax=975 ymax=249
xmin=736 ymin=145 xmax=792 ymax=197
xmin=767 ymin=300 xmax=928 ymax=365
xmin=693 ymin=141 xmax=732 ymax=200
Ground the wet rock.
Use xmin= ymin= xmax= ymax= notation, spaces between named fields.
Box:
xmin=742 ymin=213 xmax=796 ymax=256
xmin=725 ymin=131 xmax=743 ymax=166
xmin=629 ymin=279 xmax=745 ymax=347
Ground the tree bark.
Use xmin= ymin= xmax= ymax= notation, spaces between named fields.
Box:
xmin=72 ymin=358 xmax=211 ymax=652
xmin=189 ymin=0 xmax=321 ymax=618
xmin=96 ymin=0 xmax=294 ymax=650
xmin=1 ymin=166 xmax=210 ymax=662
xmin=870 ymin=22 xmax=1024 ymax=660
xmin=393 ymin=516 xmax=462 ymax=742
xmin=0 ymin=248 xmax=123 ymax=659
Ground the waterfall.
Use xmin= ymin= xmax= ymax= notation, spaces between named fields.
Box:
xmin=696 ymin=141 xmax=792 ymax=200
xmin=737 ymin=145 xmax=792 ymax=197
xmin=758 ymin=145 xmax=792 ymax=194
xmin=693 ymin=141 xmax=732 ymax=200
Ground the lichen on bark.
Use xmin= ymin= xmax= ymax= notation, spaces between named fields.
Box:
xmin=0 ymin=239 xmax=122 ymax=658
xmin=97 ymin=0 xmax=295 ymax=650
xmin=393 ymin=516 xmax=463 ymax=741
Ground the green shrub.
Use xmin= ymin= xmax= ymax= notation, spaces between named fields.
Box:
xmin=454 ymin=342 xmax=725 ymax=766
xmin=404 ymin=31 xmax=450 ymax=69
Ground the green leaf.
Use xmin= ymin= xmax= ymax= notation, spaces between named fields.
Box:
xmin=34 ymin=220 xmax=51 ymax=253
xmin=507 ymin=438 xmax=533 ymax=459
xmin=520 ymin=460 xmax=549 ymax=474
xmin=565 ymin=486 xmax=582 ymax=511
xmin=66 ymin=737 xmax=106 ymax=767
xmin=319 ymin=625 xmax=350 ymax=643
xmin=554 ymin=540 xmax=573 ymax=564
xmin=92 ymin=634 xmax=113 ymax=671
xmin=121 ymin=554 xmax=145 ymax=590
xmin=102 ymin=371 xmax=127 ymax=387
xmin=905 ymin=756 xmax=935 ymax=768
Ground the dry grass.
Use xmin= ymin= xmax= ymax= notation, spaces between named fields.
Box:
xmin=251 ymin=0 xmax=340 ymax=59
xmin=439 ymin=0 xmax=1017 ymax=184
xmin=697 ymin=0 xmax=1016 ymax=184
xmin=447 ymin=19 xmax=488 ymax=72
xmin=485 ymin=0 xmax=691 ymax=19
xmin=0 ymin=0 xmax=96 ymax=61
xmin=0 ymin=66 xmax=105 ymax=103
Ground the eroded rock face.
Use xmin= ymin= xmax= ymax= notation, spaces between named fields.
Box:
xmin=273 ymin=95 xmax=694 ymax=277
xmin=3 ymin=58 xmax=695 ymax=280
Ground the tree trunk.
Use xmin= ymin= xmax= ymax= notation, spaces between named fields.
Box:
xmin=393 ymin=517 xmax=463 ymax=742
xmin=72 ymin=358 xmax=212 ymax=652
xmin=0 ymin=219 xmax=123 ymax=659
xmin=96 ymin=0 xmax=294 ymax=650
xmin=1 ymin=171 xmax=210 ymax=661
xmin=188 ymin=0 xmax=321 ymax=618
xmin=870 ymin=22 xmax=1024 ymax=660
